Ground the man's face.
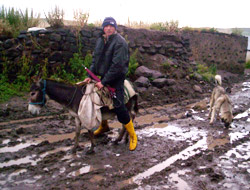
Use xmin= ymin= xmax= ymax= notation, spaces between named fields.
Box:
xmin=103 ymin=25 xmax=116 ymax=37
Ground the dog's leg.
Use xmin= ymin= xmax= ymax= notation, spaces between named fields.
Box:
xmin=86 ymin=130 xmax=95 ymax=154
xmin=208 ymin=91 xmax=215 ymax=118
xmin=209 ymin=97 xmax=224 ymax=125
xmin=72 ymin=117 xmax=81 ymax=153
xmin=209 ymin=106 xmax=216 ymax=125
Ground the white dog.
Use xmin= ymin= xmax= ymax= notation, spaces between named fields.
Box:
xmin=208 ymin=75 xmax=233 ymax=127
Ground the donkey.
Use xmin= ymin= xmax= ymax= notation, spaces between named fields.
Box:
xmin=28 ymin=79 xmax=138 ymax=154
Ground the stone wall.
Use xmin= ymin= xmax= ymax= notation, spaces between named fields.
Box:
xmin=0 ymin=26 xmax=248 ymax=106
xmin=181 ymin=30 xmax=248 ymax=74
xmin=0 ymin=26 xmax=248 ymax=78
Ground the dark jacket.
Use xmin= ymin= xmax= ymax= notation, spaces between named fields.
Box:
xmin=90 ymin=33 xmax=129 ymax=88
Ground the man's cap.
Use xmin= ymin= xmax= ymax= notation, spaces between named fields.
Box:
xmin=102 ymin=17 xmax=117 ymax=30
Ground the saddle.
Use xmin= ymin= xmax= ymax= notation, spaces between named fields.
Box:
xmin=96 ymin=80 xmax=136 ymax=110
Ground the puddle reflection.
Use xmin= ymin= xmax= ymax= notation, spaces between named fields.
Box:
xmin=0 ymin=155 xmax=39 ymax=168
xmin=0 ymin=146 xmax=71 ymax=168
xmin=0 ymin=142 xmax=38 ymax=153
xmin=118 ymin=136 xmax=207 ymax=188
xmin=67 ymin=165 xmax=94 ymax=177
xmin=169 ymin=172 xmax=191 ymax=190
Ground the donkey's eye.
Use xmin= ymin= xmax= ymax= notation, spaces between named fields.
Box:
xmin=31 ymin=92 xmax=36 ymax=96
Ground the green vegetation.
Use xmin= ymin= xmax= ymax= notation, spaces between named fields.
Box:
xmin=0 ymin=75 xmax=26 ymax=102
xmin=231 ymin=28 xmax=243 ymax=36
xmin=150 ymin=20 xmax=179 ymax=32
xmin=50 ymin=52 xmax=92 ymax=82
xmin=162 ymin=61 xmax=171 ymax=71
xmin=127 ymin=49 xmax=139 ymax=77
xmin=201 ymin=27 xmax=218 ymax=33
xmin=182 ymin=27 xmax=218 ymax=33
xmin=246 ymin=60 xmax=250 ymax=69
xmin=196 ymin=63 xmax=217 ymax=82
xmin=0 ymin=5 xmax=40 ymax=37
xmin=0 ymin=52 xmax=93 ymax=103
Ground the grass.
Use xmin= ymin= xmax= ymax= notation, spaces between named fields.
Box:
xmin=196 ymin=63 xmax=217 ymax=82
xmin=0 ymin=75 xmax=28 ymax=103
xmin=246 ymin=60 xmax=250 ymax=69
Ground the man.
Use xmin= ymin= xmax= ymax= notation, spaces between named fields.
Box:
xmin=83 ymin=17 xmax=137 ymax=151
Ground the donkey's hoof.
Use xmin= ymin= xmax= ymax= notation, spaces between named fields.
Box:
xmin=112 ymin=140 xmax=119 ymax=145
xmin=72 ymin=147 xmax=77 ymax=154
xmin=86 ymin=149 xmax=95 ymax=155
xmin=72 ymin=145 xmax=82 ymax=153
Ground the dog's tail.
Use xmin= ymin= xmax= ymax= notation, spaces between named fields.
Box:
xmin=215 ymin=75 xmax=222 ymax=86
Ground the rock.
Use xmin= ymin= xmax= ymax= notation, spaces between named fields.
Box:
xmin=81 ymin=29 xmax=92 ymax=38
xmin=193 ymin=85 xmax=203 ymax=93
xmin=50 ymin=33 xmax=61 ymax=42
xmin=135 ymin=66 xmax=164 ymax=79
xmin=166 ymin=79 xmax=176 ymax=86
xmin=136 ymin=87 xmax=148 ymax=93
xmin=151 ymin=70 xmax=164 ymax=79
xmin=134 ymin=76 xmax=150 ymax=87
xmin=192 ymin=99 xmax=208 ymax=110
xmin=3 ymin=39 xmax=15 ymax=49
xmin=152 ymin=78 xmax=168 ymax=88
xmin=49 ymin=51 xmax=63 ymax=62
xmin=193 ymin=73 xmax=203 ymax=81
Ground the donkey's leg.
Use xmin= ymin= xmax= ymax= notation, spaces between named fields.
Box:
xmin=114 ymin=112 xmax=135 ymax=145
xmin=72 ymin=117 xmax=81 ymax=153
xmin=86 ymin=130 xmax=96 ymax=154
xmin=113 ymin=125 xmax=126 ymax=145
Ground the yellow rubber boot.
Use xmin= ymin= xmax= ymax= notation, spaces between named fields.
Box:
xmin=124 ymin=119 xmax=137 ymax=151
xmin=94 ymin=120 xmax=110 ymax=136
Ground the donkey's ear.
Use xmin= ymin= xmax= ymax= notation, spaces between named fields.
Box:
xmin=31 ymin=75 xmax=40 ymax=82
xmin=37 ymin=79 xmax=44 ymax=87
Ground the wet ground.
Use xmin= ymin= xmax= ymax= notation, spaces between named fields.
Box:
xmin=0 ymin=73 xmax=250 ymax=190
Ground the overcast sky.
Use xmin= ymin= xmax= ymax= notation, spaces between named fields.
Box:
xmin=1 ymin=0 xmax=250 ymax=28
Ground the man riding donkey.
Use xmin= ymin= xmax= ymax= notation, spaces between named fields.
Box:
xmin=83 ymin=17 xmax=137 ymax=151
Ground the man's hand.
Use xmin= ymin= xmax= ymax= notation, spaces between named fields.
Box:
xmin=84 ymin=77 xmax=92 ymax=83
xmin=95 ymin=82 xmax=104 ymax=90
xmin=76 ymin=77 xmax=92 ymax=85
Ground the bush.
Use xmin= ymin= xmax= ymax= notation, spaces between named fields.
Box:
xmin=45 ymin=6 xmax=64 ymax=28
xmin=73 ymin=10 xmax=89 ymax=27
xmin=0 ymin=6 xmax=40 ymax=37
xmin=127 ymin=49 xmax=139 ymax=77
xmin=231 ymin=28 xmax=243 ymax=36
xmin=150 ymin=20 xmax=179 ymax=32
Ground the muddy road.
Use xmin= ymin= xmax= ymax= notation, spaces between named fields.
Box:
xmin=0 ymin=74 xmax=250 ymax=190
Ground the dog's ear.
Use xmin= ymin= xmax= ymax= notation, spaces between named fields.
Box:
xmin=225 ymin=87 xmax=231 ymax=94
